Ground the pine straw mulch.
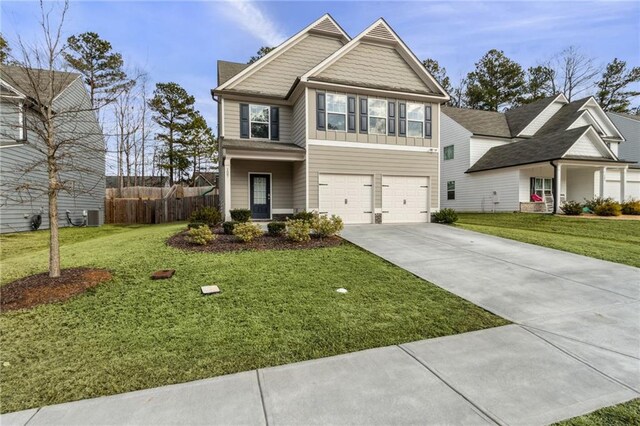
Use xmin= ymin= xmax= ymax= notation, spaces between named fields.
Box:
xmin=1 ymin=268 xmax=112 ymax=312
xmin=167 ymin=228 xmax=343 ymax=253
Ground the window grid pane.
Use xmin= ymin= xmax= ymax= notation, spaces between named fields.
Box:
xmin=368 ymin=99 xmax=387 ymax=118
xmin=444 ymin=145 xmax=454 ymax=160
xmin=326 ymin=94 xmax=347 ymax=114
xmin=407 ymin=103 xmax=424 ymax=121
xmin=369 ymin=117 xmax=386 ymax=135
xmin=407 ymin=121 xmax=423 ymax=137
xmin=327 ymin=113 xmax=346 ymax=131
xmin=253 ymin=177 xmax=267 ymax=204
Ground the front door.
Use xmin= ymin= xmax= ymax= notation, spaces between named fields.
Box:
xmin=250 ymin=174 xmax=271 ymax=219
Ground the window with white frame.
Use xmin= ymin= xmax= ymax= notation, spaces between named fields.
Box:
xmin=326 ymin=93 xmax=347 ymax=131
xmin=447 ymin=181 xmax=455 ymax=200
xmin=250 ymin=105 xmax=269 ymax=139
xmin=368 ymin=99 xmax=387 ymax=135
xmin=407 ymin=103 xmax=424 ymax=137
xmin=533 ymin=178 xmax=553 ymax=198
xmin=17 ymin=102 xmax=26 ymax=141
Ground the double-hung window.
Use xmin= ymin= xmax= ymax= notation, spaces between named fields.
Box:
xmin=368 ymin=99 xmax=387 ymax=135
xmin=533 ymin=178 xmax=553 ymax=198
xmin=250 ymin=105 xmax=269 ymax=139
xmin=407 ymin=103 xmax=424 ymax=137
xmin=447 ymin=181 xmax=455 ymax=200
xmin=326 ymin=94 xmax=347 ymax=131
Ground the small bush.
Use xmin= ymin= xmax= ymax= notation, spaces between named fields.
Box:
xmin=233 ymin=222 xmax=264 ymax=242
xmin=560 ymin=200 xmax=583 ymax=216
xmin=286 ymin=219 xmax=311 ymax=242
xmin=223 ymin=221 xmax=238 ymax=235
xmin=187 ymin=222 xmax=206 ymax=229
xmin=583 ymin=197 xmax=613 ymax=213
xmin=621 ymin=199 xmax=640 ymax=215
xmin=267 ymin=221 xmax=286 ymax=236
xmin=190 ymin=207 xmax=222 ymax=226
xmin=230 ymin=209 xmax=251 ymax=223
xmin=185 ymin=226 xmax=216 ymax=245
xmin=594 ymin=200 xmax=622 ymax=216
xmin=432 ymin=208 xmax=458 ymax=224
xmin=310 ymin=213 xmax=344 ymax=238
xmin=291 ymin=211 xmax=315 ymax=223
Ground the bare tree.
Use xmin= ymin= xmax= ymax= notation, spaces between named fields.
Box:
xmin=0 ymin=1 xmax=104 ymax=277
xmin=548 ymin=46 xmax=600 ymax=101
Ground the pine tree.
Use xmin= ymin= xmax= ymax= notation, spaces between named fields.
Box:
xmin=0 ymin=33 xmax=11 ymax=63
xmin=184 ymin=112 xmax=217 ymax=185
xmin=596 ymin=58 xmax=640 ymax=113
xmin=521 ymin=65 xmax=557 ymax=104
xmin=422 ymin=58 xmax=452 ymax=93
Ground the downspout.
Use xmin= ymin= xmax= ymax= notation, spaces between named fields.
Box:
xmin=550 ymin=160 xmax=558 ymax=214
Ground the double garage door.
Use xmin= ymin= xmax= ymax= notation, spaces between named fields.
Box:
xmin=318 ymin=174 xmax=429 ymax=224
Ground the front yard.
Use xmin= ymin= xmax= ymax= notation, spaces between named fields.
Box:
xmin=456 ymin=213 xmax=640 ymax=268
xmin=0 ymin=224 xmax=507 ymax=413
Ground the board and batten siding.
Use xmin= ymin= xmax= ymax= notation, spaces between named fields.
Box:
xmin=308 ymin=88 xmax=438 ymax=147
xmin=307 ymin=144 xmax=438 ymax=211
xmin=316 ymin=42 xmax=431 ymax=94
xmin=230 ymin=159 xmax=293 ymax=211
xmin=0 ymin=78 xmax=105 ymax=233
xmin=233 ymin=34 xmax=344 ymax=98
xmin=223 ymin=100 xmax=293 ymax=142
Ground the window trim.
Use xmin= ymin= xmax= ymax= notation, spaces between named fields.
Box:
xmin=532 ymin=177 xmax=553 ymax=197
xmin=406 ymin=102 xmax=424 ymax=138
xmin=447 ymin=181 xmax=455 ymax=200
xmin=325 ymin=93 xmax=347 ymax=132
xmin=367 ymin=98 xmax=387 ymax=135
xmin=17 ymin=102 xmax=27 ymax=142
xmin=249 ymin=104 xmax=270 ymax=139
xmin=443 ymin=145 xmax=454 ymax=161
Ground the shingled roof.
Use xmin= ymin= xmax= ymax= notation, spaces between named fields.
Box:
xmin=441 ymin=106 xmax=512 ymax=138
xmin=217 ymin=60 xmax=249 ymax=86
xmin=0 ymin=65 xmax=79 ymax=101
xmin=505 ymin=96 xmax=558 ymax=136
xmin=535 ymin=98 xmax=590 ymax=136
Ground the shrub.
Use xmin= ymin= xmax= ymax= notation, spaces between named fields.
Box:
xmin=310 ymin=213 xmax=344 ymax=238
xmin=583 ymin=197 xmax=613 ymax=213
xmin=286 ymin=219 xmax=311 ymax=242
xmin=267 ymin=221 xmax=286 ymax=236
xmin=233 ymin=222 xmax=264 ymax=242
xmin=190 ymin=207 xmax=222 ymax=226
xmin=185 ymin=225 xmax=216 ymax=245
xmin=621 ymin=199 xmax=640 ymax=215
xmin=594 ymin=200 xmax=622 ymax=216
xmin=223 ymin=221 xmax=238 ymax=235
xmin=432 ymin=208 xmax=458 ymax=224
xmin=291 ymin=211 xmax=315 ymax=223
xmin=230 ymin=209 xmax=251 ymax=223
xmin=560 ymin=200 xmax=583 ymax=216
xmin=187 ymin=222 xmax=206 ymax=229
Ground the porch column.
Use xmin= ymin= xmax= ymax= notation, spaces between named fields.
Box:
xmin=554 ymin=163 xmax=562 ymax=213
xmin=224 ymin=158 xmax=232 ymax=221
xmin=620 ymin=167 xmax=627 ymax=202
xmin=599 ymin=167 xmax=607 ymax=198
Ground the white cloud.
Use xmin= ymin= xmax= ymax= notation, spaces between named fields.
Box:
xmin=219 ymin=0 xmax=286 ymax=46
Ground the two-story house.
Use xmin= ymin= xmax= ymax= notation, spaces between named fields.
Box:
xmin=607 ymin=112 xmax=640 ymax=166
xmin=212 ymin=15 xmax=449 ymax=224
xmin=441 ymin=94 xmax=640 ymax=213
xmin=0 ymin=65 xmax=105 ymax=233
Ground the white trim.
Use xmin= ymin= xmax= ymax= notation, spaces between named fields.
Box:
xmin=225 ymin=151 xmax=304 ymax=162
xmin=249 ymin=104 xmax=270 ymax=139
xmin=367 ymin=98 xmax=388 ymax=135
xmin=326 ymin=93 xmax=347 ymax=132
xmin=307 ymin=139 xmax=438 ymax=153
xmin=304 ymin=88 xmax=310 ymax=211
xmin=305 ymin=80 xmax=447 ymax=102
xmin=436 ymin=103 xmax=440 ymax=211
xmin=561 ymin=126 xmax=617 ymax=160
xmin=273 ymin=208 xmax=294 ymax=214
xmin=516 ymin=93 xmax=568 ymax=137
xmin=248 ymin=172 xmax=273 ymax=220
xmin=216 ymin=14 xmax=349 ymax=92
xmin=224 ymin=160 xmax=232 ymax=221
xmin=17 ymin=102 xmax=24 ymax=140
xmin=580 ymin=97 xmax=625 ymax=141
xmin=220 ymin=98 xmax=225 ymax=137
xmin=0 ymin=79 xmax=27 ymax=98
xmin=406 ymin=102 xmax=424 ymax=138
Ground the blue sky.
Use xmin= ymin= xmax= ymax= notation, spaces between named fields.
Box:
xmin=2 ymin=0 xmax=639 ymax=135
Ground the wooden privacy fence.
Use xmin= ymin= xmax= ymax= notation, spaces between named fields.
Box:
xmin=105 ymin=194 xmax=219 ymax=224
xmin=106 ymin=185 xmax=215 ymax=200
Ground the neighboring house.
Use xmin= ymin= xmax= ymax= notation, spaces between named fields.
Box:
xmin=441 ymin=94 xmax=640 ymax=213
xmin=192 ymin=172 xmax=218 ymax=187
xmin=607 ymin=112 xmax=640 ymax=165
xmin=0 ymin=65 xmax=105 ymax=233
xmin=105 ymin=175 xmax=170 ymax=188
xmin=212 ymin=15 xmax=449 ymax=223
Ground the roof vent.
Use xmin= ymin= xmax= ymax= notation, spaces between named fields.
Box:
xmin=365 ymin=23 xmax=395 ymax=41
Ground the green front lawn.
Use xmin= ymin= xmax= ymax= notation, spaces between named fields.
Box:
xmin=456 ymin=213 xmax=640 ymax=268
xmin=0 ymin=224 xmax=507 ymax=413
xmin=554 ymin=398 xmax=640 ymax=425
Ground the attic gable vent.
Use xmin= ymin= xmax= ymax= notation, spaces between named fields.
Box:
xmin=365 ymin=23 xmax=395 ymax=41
xmin=312 ymin=16 xmax=344 ymax=36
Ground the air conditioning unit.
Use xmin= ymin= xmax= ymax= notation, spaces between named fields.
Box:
xmin=86 ymin=210 xmax=100 ymax=227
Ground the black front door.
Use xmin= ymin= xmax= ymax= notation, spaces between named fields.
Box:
xmin=250 ymin=174 xmax=271 ymax=219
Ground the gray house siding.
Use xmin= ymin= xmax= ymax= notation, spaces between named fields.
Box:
xmin=608 ymin=113 xmax=639 ymax=164
xmin=0 ymin=78 xmax=105 ymax=234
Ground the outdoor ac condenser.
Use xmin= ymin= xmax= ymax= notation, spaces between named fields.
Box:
xmin=86 ymin=210 xmax=100 ymax=227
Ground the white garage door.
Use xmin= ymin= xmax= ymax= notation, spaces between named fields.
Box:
xmin=319 ymin=174 xmax=373 ymax=224
xmin=627 ymin=170 xmax=640 ymax=198
xmin=604 ymin=179 xmax=621 ymax=202
xmin=382 ymin=176 xmax=429 ymax=223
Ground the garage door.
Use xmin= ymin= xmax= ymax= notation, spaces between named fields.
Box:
xmin=319 ymin=174 xmax=373 ymax=224
xmin=382 ymin=176 xmax=429 ymax=223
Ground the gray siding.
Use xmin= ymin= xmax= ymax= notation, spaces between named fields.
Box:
xmin=307 ymin=144 xmax=438 ymax=210
xmin=224 ymin=100 xmax=292 ymax=142
xmin=230 ymin=159 xmax=293 ymax=211
xmin=292 ymin=160 xmax=306 ymax=212
xmin=608 ymin=113 xmax=639 ymax=164
xmin=0 ymin=78 xmax=105 ymax=233
xmin=308 ymin=89 xmax=438 ymax=147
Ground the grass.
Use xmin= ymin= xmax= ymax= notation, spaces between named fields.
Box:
xmin=455 ymin=213 xmax=640 ymax=268
xmin=0 ymin=224 xmax=507 ymax=413
xmin=554 ymin=398 xmax=640 ymax=425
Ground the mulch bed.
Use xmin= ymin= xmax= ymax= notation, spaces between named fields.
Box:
xmin=1 ymin=268 xmax=112 ymax=312
xmin=167 ymin=228 xmax=342 ymax=253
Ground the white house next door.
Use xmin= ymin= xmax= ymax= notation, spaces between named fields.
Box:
xmin=382 ymin=176 xmax=429 ymax=223
xmin=319 ymin=174 xmax=373 ymax=224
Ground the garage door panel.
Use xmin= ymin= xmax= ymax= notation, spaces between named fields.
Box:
xmin=319 ymin=174 xmax=373 ymax=224
xmin=382 ymin=176 xmax=429 ymax=223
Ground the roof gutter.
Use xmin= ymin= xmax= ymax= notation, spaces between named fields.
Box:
xmin=551 ymin=160 xmax=558 ymax=214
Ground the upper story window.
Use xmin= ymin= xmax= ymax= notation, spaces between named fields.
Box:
xmin=368 ymin=99 xmax=387 ymax=135
xmin=407 ymin=103 xmax=424 ymax=137
xmin=17 ymin=103 xmax=26 ymax=141
xmin=250 ymin=105 xmax=269 ymax=139
xmin=443 ymin=145 xmax=454 ymax=160
xmin=326 ymin=94 xmax=347 ymax=132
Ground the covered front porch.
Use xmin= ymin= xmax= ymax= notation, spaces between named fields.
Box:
xmin=220 ymin=140 xmax=305 ymax=221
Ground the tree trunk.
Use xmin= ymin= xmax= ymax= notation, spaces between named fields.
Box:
xmin=48 ymin=157 xmax=61 ymax=278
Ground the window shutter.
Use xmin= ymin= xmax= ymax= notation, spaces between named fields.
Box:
xmin=270 ymin=107 xmax=279 ymax=140
xmin=316 ymin=92 xmax=326 ymax=131
xmin=388 ymin=101 xmax=396 ymax=135
xmin=359 ymin=97 xmax=368 ymax=133
xmin=347 ymin=96 xmax=356 ymax=133
xmin=240 ymin=103 xmax=249 ymax=139
xmin=530 ymin=177 xmax=535 ymax=195
xmin=398 ymin=102 xmax=406 ymax=136
xmin=425 ymin=105 xmax=432 ymax=138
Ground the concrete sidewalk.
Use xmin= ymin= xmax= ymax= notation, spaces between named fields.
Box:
xmin=3 ymin=224 xmax=639 ymax=425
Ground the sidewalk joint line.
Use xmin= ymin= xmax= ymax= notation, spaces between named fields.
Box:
xmin=396 ymin=345 xmax=506 ymax=426
xmin=256 ymin=370 xmax=270 ymax=426
xmin=24 ymin=407 xmax=41 ymax=426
